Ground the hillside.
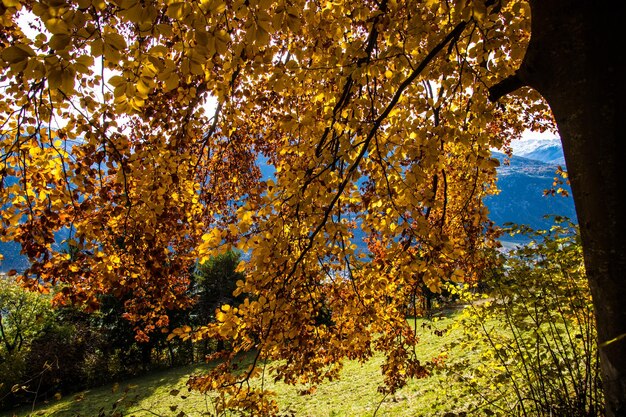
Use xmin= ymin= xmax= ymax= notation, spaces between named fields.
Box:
xmin=486 ymin=142 xmax=577 ymax=243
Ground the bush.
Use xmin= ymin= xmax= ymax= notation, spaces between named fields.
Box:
xmin=444 ymin=221 xmax=602 ymax=416
xmin=0 ymin=275 xmax=54 ymax=409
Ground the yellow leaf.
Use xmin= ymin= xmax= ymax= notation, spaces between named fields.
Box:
xmin=74 ymin=55 xmax=94 ymax=73
xmin=45 ymin=17 xmax=70 ymax=35
xmin=49 ymin=34 xmax=72 ymax=51
xmin=164 ymin=72 xmax=179 ymax=92
xmin=166 ymin=2 xmax=188 ymax=19
xmin=48 ymin=67 xmax=75 ymax=93
xmin=108 ymin=75 xmax=126 ymax=87
xmin=90 ymin=38 xmax=103 ymax=56
xmin=254 ymin=26 xmax=270 ymax=45
xmin=1 ymin=44 xmax=35 ymax=64
xmin=104 ymin=33 xmax=127 ymax=51
xmin=149 ymin=45 xmax=169 ymax=57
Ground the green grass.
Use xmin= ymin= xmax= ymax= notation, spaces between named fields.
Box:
xmin=3 ymin=314 xmax=483 ymax=417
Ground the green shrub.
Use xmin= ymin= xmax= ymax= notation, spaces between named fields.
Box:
xmin=445 ymin=221 xmax=602 ymax=416
xmin=0 ymin=275 xmax=55 ymax=409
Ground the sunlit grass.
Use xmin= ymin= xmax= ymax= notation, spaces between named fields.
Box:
xmin=5 ymin=314 xmax=482 ymax=417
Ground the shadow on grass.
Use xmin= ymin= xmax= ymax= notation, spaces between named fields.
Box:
xmin=5 ymin=352 xmax=263 ymax=417
xmin=4 ymin=363 xmax=210 ymax=417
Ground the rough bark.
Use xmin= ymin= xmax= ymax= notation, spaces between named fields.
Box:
xmin=490 ymin=1 xmax=626 ymax=415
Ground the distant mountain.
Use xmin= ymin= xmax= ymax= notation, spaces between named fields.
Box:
xmin=486 ymin=148 xmax=577 ymax=243
xmin=510 ymin=137 xmax=566 ymax=165
xmin=0 ymin=232 xmax=70 ymax=273
xmin=0 ymin=175 xmax=27 ymax=272
xmin=0 ymin=241 xmax=30 ymax=273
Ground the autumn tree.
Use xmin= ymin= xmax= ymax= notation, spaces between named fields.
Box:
xmin=1 ymin=0 xmax=622 ymax=415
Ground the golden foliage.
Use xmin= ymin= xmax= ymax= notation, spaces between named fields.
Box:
xmin=0 ymin=0 xmax=553 ymax=412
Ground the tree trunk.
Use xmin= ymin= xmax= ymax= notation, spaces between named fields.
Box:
xmin=491 ymin=1 xmax=626 ymax=415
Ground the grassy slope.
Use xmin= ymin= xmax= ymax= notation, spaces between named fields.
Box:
xmin=4 ymin=315 xmax=482 ymax=417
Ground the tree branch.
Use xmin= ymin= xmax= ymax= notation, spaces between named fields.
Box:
xmin=285 ymin=20 xmax=469 ymax=282
xmin=488 ymin=72 xmax=526 ymax=102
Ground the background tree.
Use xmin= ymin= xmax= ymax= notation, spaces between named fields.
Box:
xmin=189 ymin=251 xmax=246 ymax=356
xmin=191 ymin=251 xmax=245 ymax=325
xmin=447 ymin=221 xmax=602 ymax=417
xmin=0 ymin=275 xmax=51 ymax=357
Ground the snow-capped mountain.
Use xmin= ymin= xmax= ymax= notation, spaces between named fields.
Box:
xmin=510 ymin=137 xmax=566 ymax=165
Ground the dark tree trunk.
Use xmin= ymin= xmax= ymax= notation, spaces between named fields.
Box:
xmin=490 ymin=1 xmax=626 ymax=415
